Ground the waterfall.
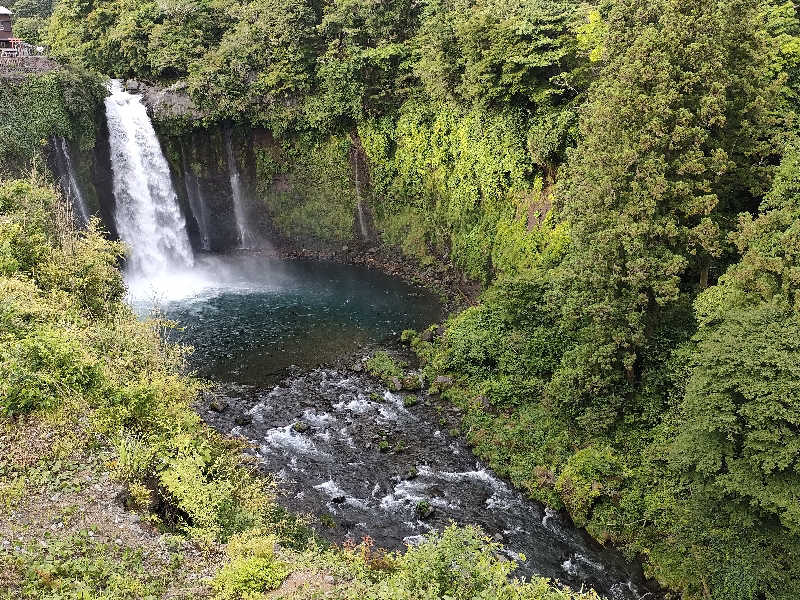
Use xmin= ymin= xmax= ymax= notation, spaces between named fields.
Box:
xmin=181 ymin=149 xmax=211 ymax=251
xmin=52 ymin=136 xmax=90 ymax=227
xmin=224 ymin=130 xmax=257 ymax=249
xmin=354 ymin=165 xmax=370 ymax=242
xmin=104 ymin=80 xmax=194 ymax=290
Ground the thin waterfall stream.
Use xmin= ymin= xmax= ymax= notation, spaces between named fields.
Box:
xmin=181 ymin=148 xmax=212 ymax=251
xmin=52 ymin=136 xmax=90 ymax=227
xmin=224 ymin=130 xmax=257 ymax=249
xmin=102 ymin=85 xmax=655 ymax=600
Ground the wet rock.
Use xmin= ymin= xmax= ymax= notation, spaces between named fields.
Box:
xmin=124 ymin=79 xmax=140 ymax=91
xmin=492 ymin=532 xmax=504 ymax=543
xmin=331 ymin=495 xmax=346 ymax=504
xmin=234 ymin=414 xmax=252 ymax=426
xmin=209 ymin=400 xmax=228 ymax=413
xmin=292 ymin=421 xmax=310 ymax=433
xmin=352 ymin=362 xmax=364 ymax=372
xmin=403 ymin=466 xmax=418 ymax=480
xmin=389 ymin=376 xmax=403 ymax=391
xmin=401 ymin=374 xmax=422 ymax=392
xmin=419 ymin=328 xmax=434 ymax=342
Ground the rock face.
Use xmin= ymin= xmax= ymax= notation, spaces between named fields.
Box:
xmin=139 ymin=80 xmax=203 ymax=121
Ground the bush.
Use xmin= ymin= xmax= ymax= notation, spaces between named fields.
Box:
xmin=349 ymin=524 xmax=598 ymax=600
xmin=366 ymin=351 xmax=406 ymax=384
xmin=212 ymin=531 xmax=290 ymax=599
xmin=555 ymin=446 xmax=622 ymax=527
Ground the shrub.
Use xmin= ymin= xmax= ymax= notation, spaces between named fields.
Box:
xmin=555 ymin=446 xmax=622 ymax=527
xmin=0 ymin=325 xmax=100 ymax=415
xmin=349 ymin=524 xmax=597 ymax=600
xmin=366 ymin=352 xmax=406 ymax=384
xmin=212 ymin=531 xmax=290 ymax=599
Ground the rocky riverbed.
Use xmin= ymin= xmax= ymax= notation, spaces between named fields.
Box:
xmin=198 ymin=366 xmax=657 ymax=600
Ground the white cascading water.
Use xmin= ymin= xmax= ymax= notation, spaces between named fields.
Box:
xmin=224 ymin=129 xmax=257 ymax=249
xmin=105 ymin=80 xmax=194 ymax=296
xmin=53 ymin=136 xmax=91 ymax=227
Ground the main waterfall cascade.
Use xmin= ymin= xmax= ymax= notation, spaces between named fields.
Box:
xmin=104 ymin=80 xmax=195 ymax=293
xmin=52 ymin=136 xmax=91 ymax=227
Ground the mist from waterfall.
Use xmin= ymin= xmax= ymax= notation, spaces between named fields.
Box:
xmin=105 ymin=80 xmax=195 ymax=296
xmin=52 ymin=136 xmax=90 ymax=227
xmin=224 ymin=129 xmax=258 ymax=249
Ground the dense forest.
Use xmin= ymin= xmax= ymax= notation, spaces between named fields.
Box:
xmin=1 ymin=0 xmax=800 ymax=598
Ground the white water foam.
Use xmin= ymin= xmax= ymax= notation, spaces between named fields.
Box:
xmin=263 ymin=425 xmax=322 ymax=456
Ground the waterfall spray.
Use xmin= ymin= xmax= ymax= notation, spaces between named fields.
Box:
xmin=52 ymin=136 xmax=90 ymax=227
xmin=105 ymin=80 xmax=194 ymax=292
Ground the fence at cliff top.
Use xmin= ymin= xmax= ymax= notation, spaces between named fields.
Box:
xmin=0 ymin=56 xmax=58 ymax=78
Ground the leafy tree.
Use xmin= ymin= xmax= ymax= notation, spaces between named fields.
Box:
xmin=188 ymin=0 xmax=319 ymax=131
xmin=662 ymin=145 xmax=800 ymax=599
xmin=308 ymin=0 xmax=422 ymax=128
xmin=414 ymin=0 xmax=580 ymax=109
xmin=552 ymin=0 xmax=777 ymax=429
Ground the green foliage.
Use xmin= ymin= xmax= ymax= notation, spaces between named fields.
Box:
xmin=366 ymin=351 xmax=406 ymax=384
xmin=0 ymin=70 xmax=106 ymax=174
xmin=188 ymin=0 xmax=318 ymax=133
xmin=346 ymin=525 xmax=597 ymax=600
xmin=555 ymin=446 xmax=622 ymax=526
xmin=211 ymin=531 xmax=289 ymax=599
xmin=0 ymin=178 xmax=295 ymax=549
xmin=262 ymin=135 xmax=357 ymax=242
xmin=12 ymin=15 xmax=47 ymax=45
xmin=415 ymin=0 xmax=580 ymax=108
xmin=554 ymin=0 xmax=778 ymax=428
xmin=1 ymin=325 xmax=100 ymax=415
xmin=12 ymin=531 xmax=169 ymax=599
xmin=36 ymin=0 xmax=800 ymax=596
xmin=308 ymin=0 xmax=422 ymax=129
xmin=359 ymin=101 xmax=542 ymax=281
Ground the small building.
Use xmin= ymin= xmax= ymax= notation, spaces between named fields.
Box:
xmin=0 ymin=7 xmax=34 ymax=57
xmin=0 ymin=6 xmax=12 ymax=49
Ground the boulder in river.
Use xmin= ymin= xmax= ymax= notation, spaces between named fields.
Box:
xmin=415 ymin=500 xmax=434 ymax=519
xmin=209 ymin=399 xmax=228 ymax=413
xmin=234 ymin=414 xmax=252 ymax=426
xmin=292 ymin=421 xmax=310 ymax=433
xmin=402 ymin=374 xmax=423 ymax=391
